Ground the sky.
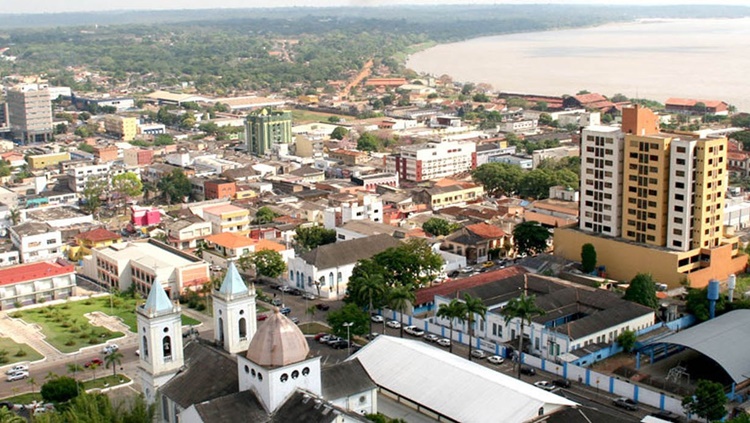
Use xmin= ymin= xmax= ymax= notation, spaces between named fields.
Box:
xmin=5 ymin=0 xmax=750 ymax=14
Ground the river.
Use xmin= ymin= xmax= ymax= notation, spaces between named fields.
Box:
xmin=407 ymin=18 xmax=750 ymax=112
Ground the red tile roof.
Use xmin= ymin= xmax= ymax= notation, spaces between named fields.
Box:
xmin=574 ymin=93 xmax=608 ymax=104
xmin=666 ymin=98 xmax=727 ymax=108
xmin=76 ymin=228 xmax=122 ymax=243
xmin=415 ymin=266 xmax=527 ymax=305
xmin=0 ymin=261 xmax=74 ymax=286
xmin=466 ymin=222 xmax=507 ymax=239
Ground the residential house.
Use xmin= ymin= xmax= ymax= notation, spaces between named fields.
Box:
xmin=71 ymin=227 xmax=122 ymax=260
xmin=9 ymin=221 xmax=63 ymax=264
xmin=665 ymin=98 xmax=729 ymax=115
xmin=203 ymin=204 xmax=251 ymax=235
xmin=132 ymin=206 xmax=162 ymax=227
xmin=204 ymin=179 xmax=237 ymax=200
xmin=442 ymin=222 xmax=510 ymax=264
xmin=202 ymin=232 xmax=292 ymax=269
xmin=412 ymin=179 xmax=484 ymax=210
xmin=165 ymin=216 xmax=212 ymax=251
xmin=286 ymin=234 xmax=402 ymax=300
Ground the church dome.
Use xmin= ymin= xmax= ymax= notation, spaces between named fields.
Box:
xmin=245 ymin=308 xmax=309 ymax=367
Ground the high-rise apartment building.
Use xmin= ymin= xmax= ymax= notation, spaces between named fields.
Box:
xmin=6 ymin=86 xmax=53 ymax=143
xmin=384 ymin=140 xmax=477 ymax=182
xmin=579 ymin=125 xmax=624 ymax=237
xmin=104 ymin=115 xmax=138 ymax=141
xmin=244 ymin=108 xmax=293 ymax=156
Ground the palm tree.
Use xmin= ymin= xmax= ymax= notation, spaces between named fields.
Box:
xmin=7 ymin=208 xmax=20 ymax=226
xmin=463 ymin=294 xmax=488 ymax=361
xmin=388 ymin=286 xmax=415 ymax=338
xmin=67 ymin=363 xmax=83 ymax=381
xmin=436 ymin=298 xmax=467 ymax=354
xmin=306 ymin=305 xmax=317 ymax=323
xmin=89 ymin=362 xmax=100 ymax=382
xmin=501 ymin=293 xmax=545 ymax=379
xmin=353 ymin=273 xmax=386 ymax=335
xmin=105 ymin=351 xmax=124 ymax=378
xmin=27 ymin=377 xmax=36 ymax=395
xmin=0 ymin=406 xmax=24 ymax=423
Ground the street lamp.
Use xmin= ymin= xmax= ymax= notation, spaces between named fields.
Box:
xmin=343 ymin=322 xmax=354 ymax=357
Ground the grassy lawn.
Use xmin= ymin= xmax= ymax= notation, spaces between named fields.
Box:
xmin=291 ymin=109 xmax=349 ymax=124
xmin=83 ymin=374 xmax=131 ymax=391
xmin=298 ymin=322 xmax=329 ymax=335
xmin=181 ymin=315 xmax=201 ymax=327
xmin=0 ymin=392 xmax=41 ymax=404
xmin=0 ymin=337 xmax=43 ymax=364
xmin=0 ymin=375 xmax=131 ymax=403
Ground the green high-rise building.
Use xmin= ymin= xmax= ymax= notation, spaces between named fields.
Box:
xmin=245 ymin=108 xmax=293 ymax=156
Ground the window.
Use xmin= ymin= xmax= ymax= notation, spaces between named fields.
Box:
xmin=239 ymin=318 xmax=247 ymax=340
xmin=142 ymin=336 xmax=149 ymax=358
xmin=162 ymin=336 xmax=172 ymax=361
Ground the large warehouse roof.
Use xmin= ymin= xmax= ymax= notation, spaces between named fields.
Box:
xmin=351 ymin=336 xmax=576 ymax=423
xmin=659 ymin=310 xmax=750 ymax=384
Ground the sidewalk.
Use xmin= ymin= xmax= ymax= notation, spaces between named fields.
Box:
xmin=0 ymin=314 xmax=61 ymax=363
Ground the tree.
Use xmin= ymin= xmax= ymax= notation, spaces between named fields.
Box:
xmin=42 ymin=392 xmax=155 ymax=423
xmin=623 ymin=273 xmax=659 ymax=309
xmin=538 ymin=113 xmax=553 ymax=126
xmin=616 ymin=330 xmax=637 ymax=352
xmin=111 ymin=172 xmax=143 ymax=205
xmin=327 ymin=303 xmax=369 ymax=339
xmin=157 ymin=169 xmax=191 ymax=204
xmin=254 ymin=206 xmax=278 ymax=225
xmin=682 ymin=379 xmax=727 ymax=422
xmin=463 ymin=294 xmax=488 ymax=361
xmin=295 ymin=226 xmax=337 ymax=251
xmin=350 ymin=272 xmax=386 ymax=335
xmin=41 ymin=376 xmax=82 ymax=403
xmin=357 ymin=132 xmax=380 ymax=152
xmin=88 ymin=362 xmax=100 ymax=381
xmin=685 ymin=287 xmax=727 ymax=322
xmin=472 ymin=93 xmax=490 ymax=102
xmin=512 ymin=221 xmax=551 ymax=257
xmin=436 ymin=299 xmax=467 ymax=354
xmin=372 ymin=238 xmax=443 ymax=287
xmin=239 ymin=249 xmax=286 ymax=279
xmin=501 ymin=292 xmax=545 ymax=379
xmin=81 ymin=179 xmax=106 ymax=217
xmin=581 ymin=243 xmax=597 ymax=273
xmin=388 ymin=286 xmax=415 ymax=338
xmin=153 ymin=134 xmax=175 ymax=146
xmin=7 ymin=208 xmax=20 ymax=226
xmin=330 ymin=126 xmax=349 ymax=140
xmin=422 ymin=218 xmax=460 ymax=237
xmin=104 ymin=350 xmax=123 ymax=378
xmin=610 ymin=93 xmax=629 ymax=103
xmin=0 ymin=407 xmax=24 ymax=423
xmin=472 ymin=162 xmax=523 ymax=196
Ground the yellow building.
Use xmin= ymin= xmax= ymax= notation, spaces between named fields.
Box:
xmin=27 ymin=152 xmax=70 ymax=170
xmin=202 ymin=204 xmax=251 ymax=235
xmin=413 ymin=179 xmax=484 ymax=210
xmin=70 ymin=228 xmax=123 ymax=260
xmin=104 ymin=116 xmax=138 ymax=141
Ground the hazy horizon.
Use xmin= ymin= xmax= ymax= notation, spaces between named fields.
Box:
xmin=4 ymin=0 xmax=750 ymax=14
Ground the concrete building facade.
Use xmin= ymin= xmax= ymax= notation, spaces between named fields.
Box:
xmin=245 ymin=109 xmax=293 ymax=156
xmin=385 ymin=140 xmax=477 ymax=182
xmin=6 ymin=87 xmax=53 ymax=143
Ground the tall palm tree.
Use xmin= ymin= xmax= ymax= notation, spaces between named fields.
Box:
xmin=353 ymin=273 xmax=386 ymax=335
xmin=7 ymin=208 xmax=20 ymax=226
xmin=27 ymin=377 xmax=36 ymax=395
xmin=436 ymin=298 xmax=467 ymax=354
xmin=104 ymin=351 xmax=124 ymax=378
xmin=501 ymin=293 xmax=545 ymax=379
xmin=67 ymin=363 xmax=83 ymax=381
xmin=388 ymin=286 xmax=415 ymax=338
xmin=464 ymin=293 xmax=488 ymax=361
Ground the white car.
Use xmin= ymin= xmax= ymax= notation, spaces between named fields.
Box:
xmin=436 ymin=338 xmax=451 ymax=347
xmin=386 ymin=320 xmax=401 ymax=329
xmin=424 ymin=334 xmax=439 ymax=343
xmin=102 ymin=344 xmax=119 ymax=355
xmin=470 ymin=349 xmax=487 ymax=359
xmin=487 ymin=355 xmax=505 ymax=365
xmin=534 ymin=381 xmax=556 ymax=391
xmin=7 ymin=371 xmax=28 ymax=382
xmin=404 ymin=326 xmax=425 ymax=337
xmin=371 ymin=315 xmax=384 ymax=323
xmin=5 ymin=364 xmax=28 ymax=375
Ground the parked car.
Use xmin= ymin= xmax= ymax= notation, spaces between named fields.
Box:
xmin=448 ymin=270 xmax=460 ymax=278
xmin=325 ymin=336 xmax=344 ymax=346
xmin=5 ymin=364 xmax=28 ymax=374
xmin=271 ymin=299 xmax=283 ymax=307
xmin=371 ymin=315 xmax=384 ymax=323
xmin=424 ymin=334 xmax=439 ymax=343
xmin=404 ymin=326 xmax=424 ymax=337
xmin=257 ymin=314 xmax=269 ymax=321
xmin=102 ymin=344 xmax=119 ymax=355
xmin=7 ymin=371 xmax=28 ymax=382
xmin=482 ymin=261 xmax=494 ymax=268
xmin=318 ymin=334 xmax=334 ymax=344
xmin=316 ymin=303 xmax=330 ymax=311
xmin=365 ymin=333 xmax=380 ymax=340
xmin=330 ymin=340 xmax=349 ymax=349
xmin=487 ymin=355 xmax=504 ymax=365
xmin=534 ymin=381 xmax=556 ymax=391
xmin=612 ymin=397 xmax=638 ymax=411
xmin=552 ymin=379 xmax=571 ymax=389
xmin=470 ymin=349 xmax=487 ymax=359
xmin=437 ymin=338 xmax=451 ymax=347
xmin=290 ymin=317 xmax=300 ymax=325
xmin=648 ymin=411 xmax=680 ymax=422
xmin=459 ymin=266 xmax=473 ymax=273
xmin=278 ymin=286 xmax=293 ymax=293
xmin=279 ymin=307 xmax=291 ymax=315
xmin=519 ymin=366 xmax=536 ymax=376
xmin=301 ymin=292 xmax=316 ymax=300
xmin=314 ymin=333 xmax=329 ymax=341
xmin=386 ymin=320 xmax=401 ymax=329
xmin=290 ymin=289 xmax=302 ymax=296
xmin=85 ymin=359 xmax=104 ymax=368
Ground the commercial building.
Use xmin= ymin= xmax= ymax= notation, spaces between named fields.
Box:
xmin=384 ymin=140 xmax=477 ymax=182
xmin=203 ymin=179 xmax=237 ymax=200
xmin=9 ymin=221 xmax=63 ymax=264
xmin=203 ymin=204 xmax=251 ymax=235
xmin=0 ymin=260 xmax=76 ymax=309
xmin=6 ymin=86 xmax=53 ymax=143
xmin=123 ymin=148 xmax=154 ymax=167
xmin=556 ymin=106 xmax=746 ymax=288
xmin=245 ymin=109 xmax=293 ymax=156
xmin=26 ymin=152 xmax=70 ymax=170
xmin=104 ymin=116 xmax=138 ymax=141
xmin=166 ymin=217 xmax=212 ymax=251
xmin=413 ymin=180 xmax=484 ymax=210
xmin=201 ymin=232 xmax=292 ymax=269
xmin=92 ymin=145 xmax=119 ymax=163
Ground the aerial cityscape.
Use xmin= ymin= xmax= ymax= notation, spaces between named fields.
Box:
xmin=0 ymin=1 xmax=748 ymax=422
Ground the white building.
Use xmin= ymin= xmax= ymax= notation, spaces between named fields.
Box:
xmin=286 ymin=234 xmax=401 ymax=300
xmin=0 ymin=259 xmax=76 ymax=309
xmin=9 ymin=221 xmax=63 ymax=264
xmin=385 ymin=140 xmax=476 ymax=182
xmin=66 ymin=162 xmax=139 ymax=193
xmin=323 ymin=193 xmax=384 ymax=229
xmin=579 ymin=125 xmax=624 ymax=237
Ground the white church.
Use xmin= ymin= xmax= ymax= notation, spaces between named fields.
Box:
xmin=136 ymin=262 xmax=377 ymax=422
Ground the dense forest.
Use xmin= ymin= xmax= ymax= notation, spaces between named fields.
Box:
xmin=0 ymin=5 xmax=747 ymax=93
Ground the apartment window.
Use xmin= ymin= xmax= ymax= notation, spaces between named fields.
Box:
xmin=676 ymin=146 xmax=686 ymax=153
xmin=675 ymin=206 xmax=684 ymax=212
xmin=46 ymin=239 xmax=56 ymax=245
xmin=673 ymin=240 xmax=683 ymax=248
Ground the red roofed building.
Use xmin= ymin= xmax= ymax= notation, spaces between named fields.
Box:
xmin=563 ymin=93 xmax=619 ymax=114
xmin=72 ymin=227 xmax=123 ymax=260
xmin=442 ymin=222 xmax=511 ymax=264
xmin=0 ymin=259 xmax=76 ymax=309
xmin=665 ymin=98 xmax=729 ymax=115
xmin=728 ymin=151 xmax=750 ymax=177
xmin=364 ymin=78 xmax=407 ymax=87
xmin=415 ymin=266 xmax=527 ymax=311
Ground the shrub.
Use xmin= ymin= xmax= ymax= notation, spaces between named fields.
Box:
xmin=65 ymin=339 xmax=76 ymax=346
xmin=14 ymin=349 xmax=26 ymax=357
xmin=88 ymin=337 xmax=99 ymax=345
xmin=41 ymin=376 xmax=82 ymax=403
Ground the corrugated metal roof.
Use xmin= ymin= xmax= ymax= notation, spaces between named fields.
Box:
xmin=659 ymin=310 xmax=750 ymax=384
xmin=351 ymin=336 xmax=576 ymax=423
